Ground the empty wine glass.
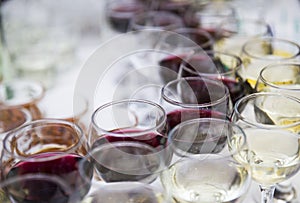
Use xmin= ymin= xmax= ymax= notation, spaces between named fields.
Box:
xmin=214 ymin=18 xmax=272 ymax=57
xmin=88 ymin=99 xmax=171 ymax=176
xmin=178 ymin=50 xmax=248 ymax=104
xmin=81 ymin=181 xmax=172 ymax=203
xmin=0 ymin=174 xmax=75 ymax=203
xmin=231 ymin=92 xmax=300 ymax=203
xmin=160 ymin=118 xmax=251 ymax=203
xmin=1 ymin=119 xmax=92 ymax=202
xmin=160 ymin=76 xmax=232 ymax=132
xmin=240 ymin=37 xmax=300 ymax=91
xmin=255 ymin=63 xmax=300 ymax=202
xmin=0 ymin=79 xmax=45 ymax=120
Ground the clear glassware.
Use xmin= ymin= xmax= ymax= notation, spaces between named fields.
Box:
xmin=240 ymin=37 xmax=300 ymax=91
xmin=214 ymin=18 xmax=272 ymax=57
xmin=160 ymin=76 xmax=232 ymax=133
xmin=0 ymin=174 xmax=75 ymax=203
xmin=161 ymin=118 xmax=251 ymax=203
xmin=187 ymin=0 xmax=236 ymax=39
xmin=81 ymin=181 xmax=172 ymax=203
xmin=88 ymin=99 xmax=171 ymax=178
xmin=0 ymin=80 xmax=45 ymax=120
xmin=255 ymin=62 xmax=300 ymax=202
xmin=155 ymin=28 xmax=213 ymax=83
xmin=231 ymin=92 xmax=300 ymax=203
xmin=178 ymin=50 xmax=248 ymax=104
xmin=1 ymin=0 xmax=80 ymax=87
xmin=1 ymin=119 xmax=92 ymax=202
xmin=255 ymin=63 xmax=300 ymax=97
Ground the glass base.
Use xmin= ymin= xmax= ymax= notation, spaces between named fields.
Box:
xmin=273 ymin=185 xmax=299 ymax=203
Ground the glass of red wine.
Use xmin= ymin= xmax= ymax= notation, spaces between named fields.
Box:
xmin=0 ymin=174 xmax=75 ymax=203
xmin=105 ymin=0 xmax=146 ymax=33
xmin=186 ymin=0 xmax=236 ymax=38
xmin=1 ymin=119 xmax=93 ymax=203
xmin=178 ymin=50 xmax=248 ymax=104
xmin=161 ymin=118 xmax=251 ymax=203
xmin=160 ymin=76 xmax=232 ymax=133
xmin=88 ymin=99 xmax=171 ymax=179
xmin=155 ymin=29 xmax=213 ymax=83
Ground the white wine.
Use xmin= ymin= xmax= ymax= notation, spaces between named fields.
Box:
xmin=160 ymin=156 xmax=250 ymax=203
xmin=234 ymin=129 xmax=300 ymax=186
xmin=253 ymin=95 xmax=300 ymax=132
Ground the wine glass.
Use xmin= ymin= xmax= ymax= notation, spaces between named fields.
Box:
xmin=255 ymin=62 xmax=300 ymax=202
xmin=240 ymin=37 xmax=300 ymax=91
xmin=88 ymin=99 xmax=171 ymax=177
xmin=214 ymin=18 xmax=272 ymax=57
xmin=0 ymin=79 xmax=45 ymax=120
xmin=178 ymin=50 xmax=248 ymax=104
xmin=255 ymin=62 xmax=300 ymax=97
xmin=187 ymin=0 xmax=236 ymax=38
xmin=231 ymin=92 xmax=300 ymax=203
xmin=1 ymin=119 xmax=92 ymax=202
xmin=155 ymin=28 xmax=214 ymax=83
xmin=161 ymin=76 xmax=232 ymax=132
xmin=0 ymin=174 xmax=75 ymax=203
xmin=81 ymin=181 xmax=172 ymax=203
xmin=160 ymin=118 xmax=251 ymax=202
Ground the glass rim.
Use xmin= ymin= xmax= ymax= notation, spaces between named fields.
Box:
xmin=91 ymin=99 xmax=167 ymax=138
xmin=161 ymin=76 xmax=231 ymax=108
xmin=181 ymin=50 xmax=243 ymax=77
xmin=3 ymin=119 xmax=85 ymax=161
xmin=242 ymin=37 xmax=300 ymax=60
xmin=233 ymin=92 xmax=300 ymax=129
xmin=168 ymin=117 xmax=247 ymax=157
xmin=0 ymin=79 xmax=45 ymax=107
xmin=259 ymin=62 xmax=300 ymax=90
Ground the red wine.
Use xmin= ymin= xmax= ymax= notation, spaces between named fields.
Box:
xmin=160 ymin=54 xmax=246 ymax=103
xmin=166 ymin=109 xmax=228 ymax=131
xmin=6 ymin=152 xmax=93 ymax=203
xmin=107 ymin=2 xmax=145 ymax=33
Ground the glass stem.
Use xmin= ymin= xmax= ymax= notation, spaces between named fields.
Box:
xmin=260 ymin=185 xmax=276 ymax=203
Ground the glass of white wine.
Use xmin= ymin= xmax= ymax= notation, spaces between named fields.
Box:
xmin=231 ymin=92 xmax=300 ymax=203
xmin=255 ymin=63 xmax=300 ymax=202
xmin=160 ymin=118 xmax=251 ymax=203
xmin=214 ymin=18 xmax=272 ymax=57
xmin=240 ymin=37 xmax=300 ymax=91
xmin=255 ymin=63 xmax=300 ymax=97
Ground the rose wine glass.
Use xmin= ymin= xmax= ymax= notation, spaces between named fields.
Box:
xmin=231 ymin=92 xmax=300 ymax=203
xmin=161 ymin=118 xmax=251 ymax=202
xmin=1 ymin=119 xmax=93 ymax=202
